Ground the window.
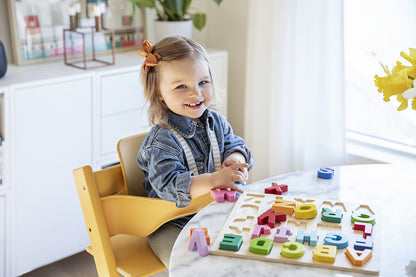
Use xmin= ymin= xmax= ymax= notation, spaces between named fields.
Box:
xmin=344 ymin=0 xmax=416 ymax=162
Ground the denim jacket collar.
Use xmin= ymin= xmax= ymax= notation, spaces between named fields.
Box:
xmin=167 ymin=109 xmax=213 ymax=138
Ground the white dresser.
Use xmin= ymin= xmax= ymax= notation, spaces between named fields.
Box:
xmin=0 ymin=49 xmax=228 ymax=276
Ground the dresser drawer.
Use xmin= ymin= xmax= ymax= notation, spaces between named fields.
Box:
xmin=100 ymin=71 xmax=143 ymax=116
xmin=101 ymin=108 xmax=149 ymax=156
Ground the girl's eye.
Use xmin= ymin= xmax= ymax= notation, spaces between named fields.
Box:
xmin=199 ymin=80 xmax=210 ymax=85
xmin=175 ymin=84 xmax=186 ymax=89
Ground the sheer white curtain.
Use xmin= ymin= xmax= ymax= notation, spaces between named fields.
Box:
xmin=244 ymin=0 xmax=346 ymax=181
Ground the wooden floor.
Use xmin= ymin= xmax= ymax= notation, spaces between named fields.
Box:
xmin=21 ymin=251 xmax=168 ymax=277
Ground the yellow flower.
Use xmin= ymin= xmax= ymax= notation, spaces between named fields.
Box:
xmin=374 ymin=48 xmax=416 ymax=110
xmin=374 ymin=67 xmax=412 ymax=101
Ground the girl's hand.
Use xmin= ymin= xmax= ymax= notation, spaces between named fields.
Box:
xmin=222 ymin=152 xmax=248 ymax=179
xmin=211 ymin=162 xmax=248 ymax=193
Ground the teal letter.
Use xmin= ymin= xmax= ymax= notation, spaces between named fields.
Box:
xmin=219 ymin=234 xmax=243 ymax=251
xmin=321 ymin=208 xmax=343 ymax=223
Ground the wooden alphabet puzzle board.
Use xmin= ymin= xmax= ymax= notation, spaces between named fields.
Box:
xmin=210 ymin=192 xmax=379 ymax=274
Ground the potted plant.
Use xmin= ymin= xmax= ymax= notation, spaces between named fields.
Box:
xmin=131 ymin=0 xmax=223 ymax=41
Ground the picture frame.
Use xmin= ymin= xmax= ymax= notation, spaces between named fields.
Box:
xmin=7 ymin=0 xmax=145 ymax=65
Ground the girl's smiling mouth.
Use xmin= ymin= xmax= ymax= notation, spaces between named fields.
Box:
xmin=186 ymin=101 xmax=203 ymax=108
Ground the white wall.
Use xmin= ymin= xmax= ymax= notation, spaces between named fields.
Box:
xmin=193 ymin=0 xmax=250 ymax=138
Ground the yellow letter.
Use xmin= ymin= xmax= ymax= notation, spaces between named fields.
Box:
xmin=313 ymin=245 xmax=337 ymax=263
xmin=294 ymin=204 xmax=317 ymax=219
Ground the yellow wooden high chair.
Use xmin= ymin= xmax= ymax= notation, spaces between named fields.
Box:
xmin=73 ymin=132 xmax=213 ymax=277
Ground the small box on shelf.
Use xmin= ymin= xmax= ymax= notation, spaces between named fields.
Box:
xmin=63 ymin=27 xmax=115 ymax=70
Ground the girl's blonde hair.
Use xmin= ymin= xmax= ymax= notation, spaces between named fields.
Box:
xmin=140 ymin=36 xmax=215 ymax=126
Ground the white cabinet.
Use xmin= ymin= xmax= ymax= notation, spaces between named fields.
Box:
xmin=0 ymin=194 xmax=6 ymax=277
xmin=0 ymin=50 xmax=227 ymax=276
xmin=10 ymin=76 xmax=93 ymax=275
xmin=0 ymin=87 xmax=9 ymax=277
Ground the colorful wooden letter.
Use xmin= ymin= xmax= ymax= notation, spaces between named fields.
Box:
xmin=188 ymin=228 xmax=209 ymax=256
xmin=249 ymin=238 xmax=273 ymax=255
xmin=294 ymin=204 xmax=317 ymax=219
xmin=219 ymin=234 xmax=243 ymax=251
xmin=321 ymin=207 xmax=343 ymax=223
xmin=257 ymin=209 xmax=286 ymax=228
xmin=251 ymin=225 xmax=271 ymax=239
xmin=324 ymin=232 xmax=349 ymax=249
xmin=281 ymin=242 xmax=304 ymax=259
xmin=313 ymin=245 xmax=337 ymax=263
xmin=272 ymin=199 xmax=296 ymax=215
xmin=354 ymin=236 xmax=374 ymax=251
xmin=353 ymin=222 xmax=373 ymax=238
xmin=351 ymin=211 xmax=376 ymax=225
xmin=296 ymin=229 xmax=318 ymax=246
xmin=234 ymin=168 xmax=246 ymax=188
xmin=317 ymin=167 xmax=334 ymax=179
xmin=345 ymin=247 xmax=373 ymax=266
xmin=235 ymin=182 xmax=245 ymax=191
xmin=274 ymin=227 xmax=292 ymax=243
xmin=190 ymin=228 xmax=210 ymax=245
xmin=264 ymin=182 xmax=288 ymax=195
xmin=210 ymin=188 xmax=237 ymax=203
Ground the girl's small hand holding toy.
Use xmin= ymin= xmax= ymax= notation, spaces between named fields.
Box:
xmin=222 ymin=152 xmax=248 ymax=191
xmin=189 ymin=162 xmax=248 ymax=198
xmin=222 ymin=152 xmax=249 ymax=179
xmin=211 ymin=162 xmax=248 ymax=193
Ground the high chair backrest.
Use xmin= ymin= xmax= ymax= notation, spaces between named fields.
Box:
xmin=117 ymin=132 xmax=148 ymax=196
xmin=73 ymin=165 xmax=130 ymax=277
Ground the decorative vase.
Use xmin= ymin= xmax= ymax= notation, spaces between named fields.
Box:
xmin=0 ymin=41 xmax=7 ymax=78
xmin=153 ymin=20 xmax=192 ymax=42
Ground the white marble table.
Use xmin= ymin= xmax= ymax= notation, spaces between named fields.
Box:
xmin=169 ymin=164 xmax=416 ymax=277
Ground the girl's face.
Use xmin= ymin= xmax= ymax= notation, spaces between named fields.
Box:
xmin=159 ymin=57 xmax=213 ymax=121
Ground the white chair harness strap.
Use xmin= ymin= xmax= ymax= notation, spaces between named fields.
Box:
xmin=169 ymin=127 xmax=221 ymax=176
xmin=209 ymin=128 xmax=222 ymax=172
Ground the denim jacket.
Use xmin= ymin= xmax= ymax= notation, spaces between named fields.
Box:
xmin=137 ymin=109 xmax=255 ymax=222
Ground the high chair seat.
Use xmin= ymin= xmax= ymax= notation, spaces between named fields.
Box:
xmin=73 ymin=132 xmax=213 ymax=277
xmin=85 ymin=234 xmax=163 ymax=277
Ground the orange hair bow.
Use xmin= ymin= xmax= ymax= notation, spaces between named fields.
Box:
xmin=137 ymin=40 xmax=161 ymax=72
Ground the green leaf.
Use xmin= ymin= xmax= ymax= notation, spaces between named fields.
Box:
xmin=212 ymin=0 xmax=222 ymax=5
xmin=130 ymin=0 xmax=136 ymax=18
xmin=131 ymin=0 xmax=155 ymax=9
xmin=161 ymin=4 xmax=177 ymax=20
xmin=161 ymin=0 xmax=183 ymax=20
xmin=193 ymin=13 xmax=206 ymax=31
xmin=183 ymin=0 xmax=192 ymax=16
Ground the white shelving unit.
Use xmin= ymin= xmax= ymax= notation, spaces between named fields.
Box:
xmin=0 ymin=86 xmax=8 ymax=277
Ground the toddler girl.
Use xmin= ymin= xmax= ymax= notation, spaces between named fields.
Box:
xmin=136 ymin=36 xmax=254 ymax=267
